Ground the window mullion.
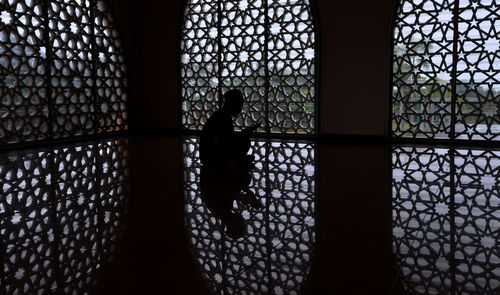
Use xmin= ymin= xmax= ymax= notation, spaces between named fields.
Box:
xmin=90 ymin=0 xmax=99 ymax=134
xmin=42 ymin=0 xmax=54 ymax=140
xmin=450 ymin=0 xmax=460 ymax=140
xmin=217 ymin=0 xmax=223 ymax=109
xmin=264 ymin=0 xmax=270 ymax=134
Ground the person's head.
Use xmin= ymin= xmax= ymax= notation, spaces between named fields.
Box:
xmin=222 ymin=89 xmax=244 ymax=116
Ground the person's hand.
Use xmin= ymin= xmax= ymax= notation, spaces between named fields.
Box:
xmin=245 ymin=122 xmax=261 ymax=134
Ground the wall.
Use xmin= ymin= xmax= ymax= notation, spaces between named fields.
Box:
xmin=316 ymin=0 xmax=394 ymax=136
xmin=108 ymin=0 xmax=395 ymax=136
xmin=108 ymin=0 xmax=183 ymax=131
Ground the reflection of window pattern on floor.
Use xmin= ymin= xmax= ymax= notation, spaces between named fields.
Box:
xmin=392 ymin=147 xmax=500 ymax=294
xmin=0 ymin=0 xmax=128 ymax=145
xmin=181 ymin=0 xmax=317 ymax=134
xmin=0 ymin=139 xmax=129 ymax=294
xmin=392 ymin=0 xmax=500 ymax=141
xmin=183 ymin=137 xmax=316 ymax=295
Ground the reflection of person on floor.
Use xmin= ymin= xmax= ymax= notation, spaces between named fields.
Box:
xmin=199 ymin=89 xmax=262 ymax=239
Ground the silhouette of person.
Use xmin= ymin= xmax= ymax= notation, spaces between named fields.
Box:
xmin=200 ymin=89 xmax=260 ymax=168
xmin=199 ymin=89 xmax=262 ymax=239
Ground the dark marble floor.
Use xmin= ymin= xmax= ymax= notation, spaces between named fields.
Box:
xmin=0 ymin=136 xmax=498 ymax=294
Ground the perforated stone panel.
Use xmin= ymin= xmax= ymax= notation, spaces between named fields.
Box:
xmin=392 ymin=0 xmax=500 ymax=140
xmin=0 ymin=0 xmax=127 ymax=145
xmin=181 ymin=0 xmax=317 ymax=134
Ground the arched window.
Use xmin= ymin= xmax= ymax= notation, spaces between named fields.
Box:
xmin=180 ymin=0 xmax=317 ymax=134
xmin=391 ymin=0 xmax=499 ymax=141
xmin=0 ymin=0 xmax=128 ymax=145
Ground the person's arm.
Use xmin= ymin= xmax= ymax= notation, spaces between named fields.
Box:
xmin=241 ymin=122 xmax=261 ymax=136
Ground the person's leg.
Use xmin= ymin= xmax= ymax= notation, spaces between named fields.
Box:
xmin=232 ymin=134 xmax=250 ymax=158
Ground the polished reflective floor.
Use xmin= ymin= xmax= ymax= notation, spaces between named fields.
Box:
xmin=0 ymin=140 xmax=129 ymax=294
xmin=392 ymin=147 xmax=500 ymax=295
xmin=184 ymin=138 xmax=316 ymax=295
xmin=0 ymin=136 xmax=498 ymax=294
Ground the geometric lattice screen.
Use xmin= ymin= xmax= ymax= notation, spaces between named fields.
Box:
xmin=183 ymin=137 xmax=316 ymax=294
xmin=392 ymin=146 xmax=500 ymax=294
xmin=180 ymin=0 xmax=317 ymax=134
xmin=392 ymin=0 xmax=500 ymax=140
xmin=0 ymin=0 xmax=127 ymax=145
xmin=0 ymin=139 xmax=129 ymax=294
